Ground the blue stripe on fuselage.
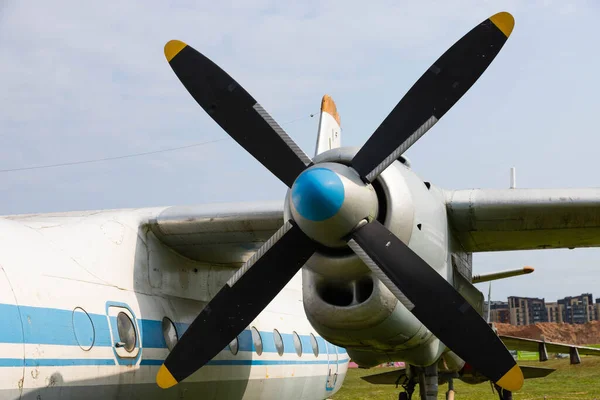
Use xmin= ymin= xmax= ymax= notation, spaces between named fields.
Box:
xmin=0 ymin=304 xmax=113 ymax=346
xmin=0 ymin=358 xmax=116 ymax=367
xmin=0 ymin=357 xmax=351 ymax=368
xmin=140 ymin=358 xmax=350 ymax=366
xmin=0 ymin=303 xmax=348 ymax=364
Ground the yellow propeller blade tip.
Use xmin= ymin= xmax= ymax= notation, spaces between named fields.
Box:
xmin=496 ymin=364 xmax=524 ymax=392
xmin=156 ymin=364 xmax=178 ymax=389
xmin=164 ymin=40 xmax=187 ymax=62
xmin=490 ymin=12 xmax=515 ymax=38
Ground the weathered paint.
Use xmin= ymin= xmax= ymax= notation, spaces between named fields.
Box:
xmin=0 ymin=211 xmax=348 ymax=400
xmin=446 ymin=188 xmax=600 ymax=252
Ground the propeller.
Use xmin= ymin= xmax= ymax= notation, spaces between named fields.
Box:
xmin=350 ymin=12 xmax=514 ymax=183
xmin=348 ymin=220 xmax=522 ymax=390
xmin=164 ymin=40 xmax=312 ymax=188
xmin=157 ymin=11 xmax=522 ymax=392
xmin=156 ymin=221 xmax=315 ymax=389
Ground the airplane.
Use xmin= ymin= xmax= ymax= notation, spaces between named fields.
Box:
xmin=3 ymin=9 xmax=600 ymax=400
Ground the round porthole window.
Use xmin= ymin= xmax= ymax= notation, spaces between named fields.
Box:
xmin=117 ymin=312 xmax=136 ymax=352
xmin=72 ymin=307 xmax=95 ymax=351
xmin=273 ymin=329 xmax=284 ymax=356
xmin=229 ymin=337 xmax=239 ymax=355
xmin=310 ymin=333 xmax=319 ymax=357
xmin=162 ymin=317 xmax=178 ymax=351
xmin=251 ymin=327 xmax=263 ymax=356
xmin=293 ymin=331 xmax=302 ymax=357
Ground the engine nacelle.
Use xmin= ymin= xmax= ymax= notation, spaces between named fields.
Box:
xmin=294 ymin=147 xmax=451 ymax=367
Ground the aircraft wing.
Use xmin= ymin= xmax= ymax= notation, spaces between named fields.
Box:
xmin=149 ymin=187 xmax=600 ymax=261
xmin=446 ymin=188 xmax=600 ymax=252
xmin=500 ymin=335 xmax=600 ymax=356
xmin=148 ymin=201 xmax=283 ymax=265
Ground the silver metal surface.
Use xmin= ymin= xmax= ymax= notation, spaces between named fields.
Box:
xmin=253 ymin=103 xmax=312 ymax=165
xmin=365 ymin=115 xmax=437 ymax=182
xmin=510 ymin=167 xmax=516 ymax=189
xmin=418 ymin=364 xmax=439 ymax=400
xmin=299 ymin=153 xmax=448 ymax=367
xmin=446 ymin=188 xmax=600 ymax=252
xmin=227 ymin=221 xmax=292 ymax=287
xmin=312 ymin=146 xmax=360 ymax=165
xmin=452 ymin=264 xmax=484 ymax=316
xmin=348 ymin=239 xmax=414 ymax=311
xmin=302 ymin=267 xmax=437 ymax=365
xmin=289 ymin=162 xmax=378 ymax=248
xmin=472 ymin=267 xmax=534 ymax=284
xmin=439 ymin=351 xmax=465 ymax=373
xmin=377 ymin=158 xmax=416 ymax=246
xmin=300 ymin=146 xmax=415 ymax=280
xmin=149 ymin=201 xmax=283 ymax=264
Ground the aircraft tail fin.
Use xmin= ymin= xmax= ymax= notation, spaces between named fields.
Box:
xmin=314 ymin=95 xmax=341 ymax=156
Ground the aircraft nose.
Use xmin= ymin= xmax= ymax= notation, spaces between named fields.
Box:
xmin=291 ymin=168 xmax=345 ymax=222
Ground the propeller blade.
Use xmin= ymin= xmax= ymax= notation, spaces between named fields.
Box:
xmin=164 ymin=40 xmax=312 ymax=187
xmin=348 ymin=220 xmax=523 ymax=392
xmin=351 ymin=12 xmax=514 ymax=182
xmin=156 ymin=221 xmax=315 ymax=388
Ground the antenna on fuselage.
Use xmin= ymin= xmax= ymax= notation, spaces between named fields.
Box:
xmin=510 ymin=167 xmax=516 ymax=189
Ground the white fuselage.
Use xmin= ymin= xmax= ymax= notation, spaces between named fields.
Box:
xmin=0 ymin=209 xmax=348 ymax=399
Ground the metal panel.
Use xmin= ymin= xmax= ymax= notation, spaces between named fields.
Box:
xmin=149 ymin=201 xmax=284 ymax=264
xmin=446 ymin=188 xmax=600 ymax=252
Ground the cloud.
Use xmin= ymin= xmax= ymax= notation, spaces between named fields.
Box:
xmin=0 ymin=0 xmax=599 ymax=300
xmin=0 ymin=1 xmax=596 ymax=199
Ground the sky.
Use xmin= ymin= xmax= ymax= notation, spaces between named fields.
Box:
xmin=1 ymin=1 xmax=599 ymax=302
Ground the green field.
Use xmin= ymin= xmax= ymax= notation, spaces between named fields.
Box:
xmin=332 ymin=358 xmax=600 ymax=399
xmin=516 ymin=351 xmax=540 ymax=361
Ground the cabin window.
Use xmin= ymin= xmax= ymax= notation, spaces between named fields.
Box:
xmin=293 ymin=331 xmax=302 ymax=357
xmin=229 ymin=337 xmax=239 ymax=355
xmin=251 ymin=327 xmax=263 ymax=355
xmin=116 ymin=312 xmax=136 ymax=352
xmin=162 ymin=317 xmax=178 ymax=351
xmin=273 ymin=329 xmax=284 ymax=356
xmin=310 ymin=333 xmax=319 ymax=357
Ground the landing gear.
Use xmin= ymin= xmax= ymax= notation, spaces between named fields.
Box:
xmin=398 ymin=364 xmax=439 ymax=400
xmin=445 ymin=378 xmax=455 ymax=400
xmin=397 ymin=375 xmax=415 ymax=400
xmin=494 ymin=383 xmax=513 ymax=400
xmin=417 ymin=364 xmax=439 ymax=400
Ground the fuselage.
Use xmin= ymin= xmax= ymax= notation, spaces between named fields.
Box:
xmin=0 ymin=209 xmax=348 ymax=399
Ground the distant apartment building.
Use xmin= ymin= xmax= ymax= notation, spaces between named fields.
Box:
xmin=484 ymin=301 xmax=510 ymax=323
xmin=558 ymin=293 xmax=595 ymax=324
xmin=495 ymin=293 xmax=600 ymax=326
xmin=492 ymin=307 xmax=510 ymax=324
xmin=490 ymin=301 xmax=508 ymax=324
xmin=508 ymin=296 xmax=548 ymax=326
xmin=546 ymin=302 xmax=564 ymax=323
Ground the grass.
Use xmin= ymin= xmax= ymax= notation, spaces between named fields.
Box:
xmin=331 ymin=357 xmax=600 ymax=399
xmin=517 ymin=351 xmax=540 ymax=361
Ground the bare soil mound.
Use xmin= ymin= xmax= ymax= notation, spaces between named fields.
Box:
xmin=495 ymin=321 xmax=600 ymax=345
